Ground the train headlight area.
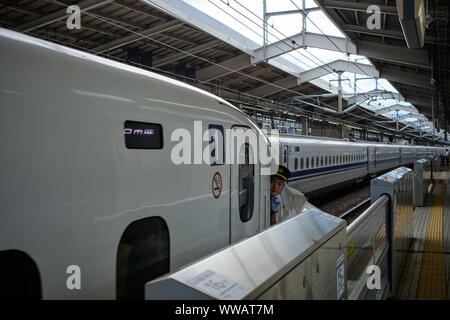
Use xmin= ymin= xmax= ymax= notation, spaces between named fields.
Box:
xmin=1 ymin=0 xmax=450 ymax=304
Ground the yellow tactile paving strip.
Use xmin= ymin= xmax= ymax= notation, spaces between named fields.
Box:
xmin=417 ymin=171 xmax=447 ymax=300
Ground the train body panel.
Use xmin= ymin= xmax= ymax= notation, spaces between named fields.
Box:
xmin=0 ymin=28 xmax=270 ymax=299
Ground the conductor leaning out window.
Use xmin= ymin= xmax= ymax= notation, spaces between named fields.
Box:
xmin=270 ymin=165 xmax=291 ymax=226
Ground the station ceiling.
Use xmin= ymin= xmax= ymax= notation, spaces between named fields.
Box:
xmin=316 ymin=0 xmax=449 ymax=130
xmin=0 ymin=0 xmax=448 ymax=142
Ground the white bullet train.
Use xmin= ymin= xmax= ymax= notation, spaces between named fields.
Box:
xmin=0 ymin=28 xmax=445 ymax=300
xmin=274 ymin=135 xmax=445 ymax=195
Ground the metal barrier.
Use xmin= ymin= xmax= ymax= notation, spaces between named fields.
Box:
xmin=145 ymin=168 xmax=414 ymax=300
xmin=145 ymin=208 xmax=347 ymax=300
xmin=370 ymin=167 xmax=414 ymax=298
xmin=413 ymin=159 xmax=432 ymax=207
xmin=430 ymin=156 xmax=439 ymax=182
xmin=345 ymin=195 xmax=390 ymax=300
xmin=346 ymin=167 xmax=413 ymax=300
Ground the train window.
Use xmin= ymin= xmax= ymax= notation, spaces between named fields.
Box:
xmin=283 ymin=148 xmax=287 ymax=164
xmin=207 ymin=125 xmax=225 ymax=165
xmin=328 ymin=156 xmax=331 ymax=165
xmin=300 ymin=158 xmax=304 ymax=170
xmin=295 ymin=146 xmax=300 ymax=152
xmin=321 ymin=156 xmax=323 ymax=167
xmin=238 ymin=143 xmax=255 ymax=223
xmin=294 ymin=158 xmax=298 ymax=170
xmin=311 ymin=158 xmax=315 ymax=168
xmin=316 ymin=157 xmax=319 ymax=167
xmin=325 ymin=157 xmax=328 ymax=166
xmin=306 ymin=158 xmax=309 ymax=169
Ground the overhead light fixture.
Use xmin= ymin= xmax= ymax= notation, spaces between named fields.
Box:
xmin=396 ymin=0 xmax=426 ymax=48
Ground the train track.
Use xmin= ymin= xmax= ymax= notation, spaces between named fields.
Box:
xmin=338 ymin=198 xmax=371 ymax=224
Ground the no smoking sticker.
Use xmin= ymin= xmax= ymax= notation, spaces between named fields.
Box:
xmin=212 ymin=172 xmax=222 ymax=199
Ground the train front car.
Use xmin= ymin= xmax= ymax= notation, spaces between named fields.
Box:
xmin=0 ymin=28 xmax=271 ymax=299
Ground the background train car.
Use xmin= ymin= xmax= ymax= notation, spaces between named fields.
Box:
xmin=277 ymin=136 xmax=368 ymax=194
xmin=274 ymin=135 xmax=445 ymax=196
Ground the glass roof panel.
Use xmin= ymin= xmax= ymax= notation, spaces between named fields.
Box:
xmin=183 ymin=0 xmax=437 ymax=135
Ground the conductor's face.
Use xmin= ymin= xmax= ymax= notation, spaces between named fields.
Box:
xmin=270 ymin=176 xmax=285 ymax=196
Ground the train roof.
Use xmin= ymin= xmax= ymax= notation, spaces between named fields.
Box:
xmin=1 ymin=27 xmax=266 ymax=137
xmin=273 ymin=134 xmax=444 ymax=149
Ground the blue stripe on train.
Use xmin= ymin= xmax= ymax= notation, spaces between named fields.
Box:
xmin=287 ymin=157 xmax=411 ymax=182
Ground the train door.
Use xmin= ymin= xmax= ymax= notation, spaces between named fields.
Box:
xmin=366 ymin=147 xmax=370 ymax=171
xmin=368 ymin=146 xmax=376 ymax=175
xmin=375 ymin=147 xmax=378 ymax=168
xmin=229 ymin=126 xmax=260 ymax=244
xmin=282 ymin=145 xmax=289 ymax=168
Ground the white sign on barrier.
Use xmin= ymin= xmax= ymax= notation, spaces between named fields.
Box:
xmin=186 ymin=270 xmax=247 ymax=300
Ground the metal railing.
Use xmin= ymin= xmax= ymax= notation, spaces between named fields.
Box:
xmin=346 ymin=195 xmax=390 ymax=300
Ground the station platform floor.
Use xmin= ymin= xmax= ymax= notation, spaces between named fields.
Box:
xmin=396 ymin=169 xmax=450 ymax=300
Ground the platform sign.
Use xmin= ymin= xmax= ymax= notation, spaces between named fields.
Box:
xmin=186 ymin=270 xmax=247 ymax=300
xmin=337 ymin=254 xmax=345 ymax=300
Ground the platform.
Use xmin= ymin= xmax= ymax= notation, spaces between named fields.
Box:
xmin=397 ymin=170 xmax=450 ymax=300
